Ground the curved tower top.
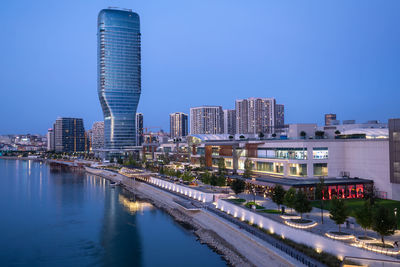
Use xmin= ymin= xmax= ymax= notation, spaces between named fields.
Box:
xmin=97 ymin=8 xmax=141 ymax=150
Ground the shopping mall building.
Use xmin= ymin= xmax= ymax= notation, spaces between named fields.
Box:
xmin=189 ymin=119 xmax=400 ymax=200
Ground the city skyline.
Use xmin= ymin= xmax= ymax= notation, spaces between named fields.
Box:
xmin=2 ymin=3 xmax=400 ymax=265
xmin=1 ymin=1 xmax=400 ymax=134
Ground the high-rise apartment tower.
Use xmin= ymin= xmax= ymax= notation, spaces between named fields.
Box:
xmin=170 ymin=112 xmax=188 ymax=138
xmin=190 ymin=106 xmax=224 ymax=135
xmin=223 ymin=109 xmax=236 ymax=135
xmin=235 ymin=98 xmax=276 ymax=134
xmin=91 ymin=121 xmax=105 ymax=150
xmin=54 ymin=118 xmax=85 ymax=153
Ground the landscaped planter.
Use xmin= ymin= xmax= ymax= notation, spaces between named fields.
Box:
xmin=351 ymin=242 xmax=400 ymax=256
xmin=217 ymin=199 xmax=397 ymax=261
xmin=280 ymin=214 xmax=301 ymax=220
xmin=257 ymin=209 xmax=281 ymax=214
xmin=284 ymin=219 xmax=318 ymax=229
xmin=325 ymin=231 xmax=355 ymax=241
xmin=355 ymin=236 xmax=377 ymax=244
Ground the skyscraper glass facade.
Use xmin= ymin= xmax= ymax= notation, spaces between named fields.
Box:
xmin=98 ymin=9 xmax=141 ymax=149
xmin=54 ymin=118 xmax=85 ymax=153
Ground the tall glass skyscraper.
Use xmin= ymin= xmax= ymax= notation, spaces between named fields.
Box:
xmin=98 ymin=8 xmax=141 ymax=149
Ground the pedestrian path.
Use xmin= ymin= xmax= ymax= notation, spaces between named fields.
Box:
xmin=237 ymin=193 xmax=400 ymax=247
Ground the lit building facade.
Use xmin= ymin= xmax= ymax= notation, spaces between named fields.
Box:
xmin=389 ymin=119 xmax=400 ymax=185
xmin=46 ymin=128 xmax=54 ymax=151
xmin=275 ymin=104 xmax=285 ymax=131
xmin=190 ymin=133 xmax=400 ymax=200
xmin=235 ymin=98 xmax=278 ymax=134
xmin=170 ymin=112 xmax=188 ymax=138
xmin=98 ymin=8 xmax=141 ymax=149
xmin=325 ymin=114 xmax=337 ymax=126
xmin=136 ymin=113 xmax=144 ymax=146
xmin=190 ymin=106 xmax=224 ymax=134
xmin=91 ymin=121 xmax=104 ymax=150
xmin=223 ymin=109 xmax=236 ymax=135
xmin=54 ymin=118 xmax=85 ymax=153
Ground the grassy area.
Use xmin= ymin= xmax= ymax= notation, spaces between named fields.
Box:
xmin=227 ymin=198 xmax=246 ymax=204
xmin=290 ymin=219 xmax=312 ymax=224
xmin=358 ymin=236 xmax=375 ymax=240
xmin=245 ymin=201 xmax=265 ymax=210
xmin=370 ymin=243 xmax=394 ymax=248
xmin=330 ymin=231 xmax=352 ymax=236
xmin=311 ymin=198 xmax=400 ymax=227
xmin=258 ymin=209 xmax=281 ymax=214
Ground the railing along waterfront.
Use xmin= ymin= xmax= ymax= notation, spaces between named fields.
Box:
xmin=207 ymin=205 xmax=323 ymax=267
xmin=139 ymin=176 xmax=323 ymax=267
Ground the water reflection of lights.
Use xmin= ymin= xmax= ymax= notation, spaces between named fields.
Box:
xmin=28 ymin=160 xmax=31 ymax=175
xmin=119 ymin=195 xmax=153 ymax=215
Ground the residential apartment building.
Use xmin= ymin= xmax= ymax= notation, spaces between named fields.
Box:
xmin=46 ymin=128 xmax=54 ymax=151
xmin=170 ymin=112 xmax=188 ymax=138
xmin=190 ymin=106 xmax=224 ymax=134
xmin=235 ymin=97 xmax=278 ymax=134
xmin=136 ymin=113 xmax=144 ymax=146
xmin=91 ymin=121 xmax=104 ymax=150
xmin=54 ymin=118 xmax=85 ymax=153
xmin=223 ymin=109 xmax=236 ymax=135
xmin=275 ymin=104 xmax=285 ymax=128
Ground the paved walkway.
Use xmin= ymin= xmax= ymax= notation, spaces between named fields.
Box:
xmin=238 ymin=193 xmax=400 ymax=247
xmin=129 ymin=182 xmax=298 ymax=267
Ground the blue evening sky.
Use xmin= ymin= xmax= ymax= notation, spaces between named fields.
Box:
xmin=1 ymin=0 xmax=399 ymax=134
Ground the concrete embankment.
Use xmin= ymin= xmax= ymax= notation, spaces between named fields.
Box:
xmin=85 ymin=167 xmax=296 ymax=267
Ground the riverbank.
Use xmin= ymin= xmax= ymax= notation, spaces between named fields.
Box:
xmin=85 ymin=167 xmax=296 ymax=267
xmin=0 ymin=156 xmax=44 ymax=162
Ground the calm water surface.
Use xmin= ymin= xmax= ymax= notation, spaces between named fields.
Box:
xmin=0 ymin=159 xmax=226 ymax=267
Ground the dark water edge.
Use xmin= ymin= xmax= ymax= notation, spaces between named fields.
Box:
xmin=0 ymin=159 xmax=227 ymax=267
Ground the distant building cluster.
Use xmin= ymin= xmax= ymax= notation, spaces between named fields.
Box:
xmin=172 ymin=97 xmax=284 ymax=137
xmin=0 ymin=134 xmax=46 ymax=152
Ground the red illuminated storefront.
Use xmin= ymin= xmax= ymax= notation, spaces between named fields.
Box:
xmin=232 ymin=175 xmax=373 ymax=201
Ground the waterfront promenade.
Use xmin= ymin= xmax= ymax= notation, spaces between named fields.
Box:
xmin=85 ymin=167 xmax=297 ymax=267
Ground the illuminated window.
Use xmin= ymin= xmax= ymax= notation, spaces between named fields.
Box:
xmin=313 ymin=148 xmax=328 ymax=159
xmin=257 ymin=148 xmax=307 ymax=160
xmin=313 ymin=163 xmax=328 ymax=176
xmin=289 ymin=163 xmax=307 ymax=176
